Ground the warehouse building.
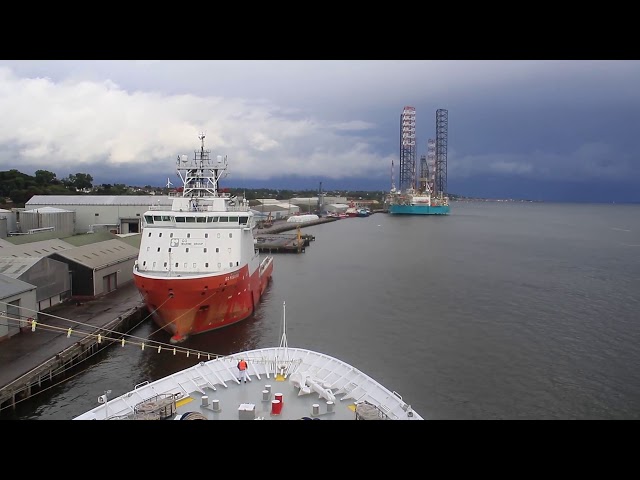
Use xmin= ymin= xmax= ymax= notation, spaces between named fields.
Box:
xmin=49 ymin=238 xmax=139 ymax=299
xmin=25 ymin=195 xmax=172 ymax=235
xmin=0 ymin=274 xmax=37 ymax=341
xmin=0 ymin=256 xmax=70 ymax=311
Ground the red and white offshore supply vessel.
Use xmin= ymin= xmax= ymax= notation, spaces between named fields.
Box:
xmin=134 ymin=133 xmax=274 ymax=343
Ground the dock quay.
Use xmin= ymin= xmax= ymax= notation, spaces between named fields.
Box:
xmin=254 ymin=216 xmax=336 ymax=253
xmin=259 ymin=216 xmax=338 ymax=234
xmin=0 ymin=283 xmax=147 ymax=414
xmin=255 ymin=233 xmax=312 ymax=253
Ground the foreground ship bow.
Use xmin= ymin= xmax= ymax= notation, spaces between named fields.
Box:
xmin=133 ymin=134 xmax=274 ymax=343
xmin=74 ymin=302 xmax=423 ymax=421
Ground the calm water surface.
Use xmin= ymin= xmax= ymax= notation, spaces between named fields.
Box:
xmin=6 ymin=201 xmax=640 ymax=419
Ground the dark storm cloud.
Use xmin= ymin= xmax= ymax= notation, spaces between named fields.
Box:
xmin=0 ymin=60 xmax=639 ymax=201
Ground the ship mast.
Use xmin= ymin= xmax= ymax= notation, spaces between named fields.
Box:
xmin=176 ymin=132 xmax=229 ymax=199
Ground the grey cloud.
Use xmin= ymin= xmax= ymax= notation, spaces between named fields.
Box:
xmin=1 ymin=60 xmax=640 ymax=201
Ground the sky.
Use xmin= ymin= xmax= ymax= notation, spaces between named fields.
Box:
xmin=0 ymin=60 xmax=638 ymax=203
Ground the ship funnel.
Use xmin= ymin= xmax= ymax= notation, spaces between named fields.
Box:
xmin=216 ymin=155 xmax=223 ymax=163
xmin=181 ymin=155 xmax=188 ymax=163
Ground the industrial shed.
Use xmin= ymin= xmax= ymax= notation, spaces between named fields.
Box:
xmin=254 ymin=200 xmax=300 ymax=218
xmin=0 ymin=256 xmax=70 ymax=311
xmin=0 ymin=274 xmax=37 ymax=340
xmin=0 ymin=208 xmax=17 ymax=238
xmin=19 ymin=206 xmax=75 ymax=236
xmin=25 ymin=195 xmax=173 ymax=235
xmin=49 ymin=239 xmax=139 ymax=298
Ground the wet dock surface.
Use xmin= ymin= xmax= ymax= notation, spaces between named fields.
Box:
xmin=0 ymin=283 xmax=145 ymax=413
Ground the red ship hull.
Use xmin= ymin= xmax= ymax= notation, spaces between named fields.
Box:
xmin=134 ymin=257 xmax=273 ymax=343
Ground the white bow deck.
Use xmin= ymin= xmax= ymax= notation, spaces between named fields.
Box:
xmin=73 ymin=347 xmax=422 ymax=420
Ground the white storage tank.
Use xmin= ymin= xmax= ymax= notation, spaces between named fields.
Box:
xmin=20 ymin=207 xmax=75 ymax=236
xmin=0 ymin=208 xmax=17 ymax=235
xmin=286 ymin=214 xmax=319 ymax=223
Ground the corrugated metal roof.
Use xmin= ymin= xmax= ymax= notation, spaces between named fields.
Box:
xmin=61 ymin=231 xmax=117 ymax=246
xmin=253 ymin=205 xmax=292 ymax=213
xmin=4 ymin=230 xmax=66 ymax=244
xmin=0 ymin=273 xmax=36 ymax=298
xmin=290 ymin=197 xmax=319 ymax=204
xmin=26 ymin=195 xmax=173 ymax=207
xmin=0 ymin=239 xmax=75 ymax=257
xmin=52 ymin=239 xmax=139 ymax=269
xmin=5 ymin=231 xmax=129 ymax=248
xmin=115 ymin=233 xmax=141 ymax=249
xmin=23 ymin=206 xmax=73 ymax=213
xmin=0 ymin=257 xmax=41 ymax=277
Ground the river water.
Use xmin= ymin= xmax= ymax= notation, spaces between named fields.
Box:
xmin=6 ymin=201 xmax=640 ymax=420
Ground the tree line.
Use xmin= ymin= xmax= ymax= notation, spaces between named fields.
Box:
xmin=6 ymin=169 xmax=460 ymax=209
xmin=0 ymin=169 xmax=136 ymax=206
xmin=0 ymin=169 xmax=393 ymax=208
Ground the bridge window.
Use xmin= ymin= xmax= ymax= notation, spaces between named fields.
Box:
xmin=145 ymin=215 xmax=154 ymax=224
xmin=239 ymin=216 xmax=248 ymax=225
